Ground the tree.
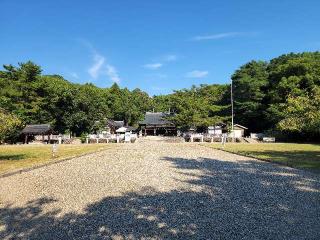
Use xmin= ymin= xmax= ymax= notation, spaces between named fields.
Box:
xmin=2 ymin=53 xmax=320 ymax=142
xmin=277 ymin=87 xmax=320 ymax=140
xmin=159 ymin=85 xmax=230 ymax=131
xmin=266 ymin=52 xmax=320 ymax=127
xmin=0 ymin=61 xmax=43 ymax=123
xmin=0 ymin=109 xmax=22 ymax=143
xmin=231 ymin=60 xmax=268 ymax=132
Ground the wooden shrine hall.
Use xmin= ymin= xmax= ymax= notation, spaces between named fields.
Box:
xmin=139 ymin=112 xmax=177 ymax=136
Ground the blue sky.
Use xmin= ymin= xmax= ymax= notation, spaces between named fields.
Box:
xmin=1 ymin=0 xmax=320 ymax=95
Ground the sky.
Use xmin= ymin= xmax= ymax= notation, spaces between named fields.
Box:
xmin=1 ymin=0 xmax=320 ymax=95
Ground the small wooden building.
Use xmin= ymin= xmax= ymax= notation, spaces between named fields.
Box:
xmin=106 ymin=120 xmax=125 ymax=134
xmin=139 ymin=112 xmax=176 ymax=136
xmin=229 ymin=124 xmax=248 ymax=138
xmin=22 ymin=124 xmax=55 ymax=144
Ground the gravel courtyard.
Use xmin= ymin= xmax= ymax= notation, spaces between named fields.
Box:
xmin=1 ymin=138 xmax=320 ymax=239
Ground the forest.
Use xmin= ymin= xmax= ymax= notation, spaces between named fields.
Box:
xmin=1 ymin=51 xmax=320 ymax=143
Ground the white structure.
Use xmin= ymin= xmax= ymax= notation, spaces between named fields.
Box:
xmin=208 ymin=126 xmax=223 ymax=135
xmin=229 ymin=124 xmax=248 ymax=138
xmin=124 ymin=132 xmax=131 ymax=143
xmin=263 ymin=137 xmax=275 ymax=142
xmin=250 ymin=133 xmax=264 ymax=139
xmin=190 ymin=133 xmax=204 ymax=142
xmin=116 ymin=127 xmax=127 ymax=133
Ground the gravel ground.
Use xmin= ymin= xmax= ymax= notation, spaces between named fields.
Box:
xmin=0 ymin=137 xmax=320 ymax=239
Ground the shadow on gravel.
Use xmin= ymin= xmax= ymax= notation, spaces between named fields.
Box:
xmin=1 ymin=157 xmax=320 ymax=239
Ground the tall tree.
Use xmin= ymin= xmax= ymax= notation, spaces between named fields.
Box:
xmin=158 ymin=85 xmax=230 ymax=131
xmin=231 ymin=60 xmax=268 ymax=132
xmin=277 ymin=86 xmax=320 ymax=140
xmin=266 ymin=52 xmax=320 ymax=126
xmin=0 ymin=61 xmax=43 ymax=123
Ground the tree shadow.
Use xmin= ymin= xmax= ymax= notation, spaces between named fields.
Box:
xmin=229 ymin=149 xmax=320 ymax=171
xmin=1 ymin=156 xmax=320 ymax=239
xmin=0 ymin=154 xmax=26 ymax=161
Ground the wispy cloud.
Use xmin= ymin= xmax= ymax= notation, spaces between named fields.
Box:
xmin=143 ymin=54 xmax=178 ymax=71
xmin=105 ymin=64 xmax=121 ymax=83
xmin=186 ymin=70 xmax=209 ymax=78
xmin=163 ymin=54 xmax=178 ymax=62
xmin=143 ymin=63 xmax=163 ymax=70
xmin=87 ymin=48 xmax=121 ymax=83
xmin=191 ymin=32 xmax=247 ymax=41
xmin=69 ymin=72 xmax=79 ymax=79
xmin=88 ymin=53 xmax=105 ymax=79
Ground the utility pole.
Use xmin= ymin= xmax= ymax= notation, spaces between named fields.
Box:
xmin=231 ymin=79 xmax=234 ymax=142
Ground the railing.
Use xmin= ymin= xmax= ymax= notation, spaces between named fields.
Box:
xmin=88 ymin=133 xmax=137 ymax=143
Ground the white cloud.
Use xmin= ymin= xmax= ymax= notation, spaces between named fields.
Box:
xmin=164 ymin=54 xmax=178 ymax=62
xmin=69 ymin=72 xmax=79 ymax=79
xmin=106 ymin=64 xmax=121 ymax=83
xmin=186 ymin=70 xmax=209 ymax=78
xmin=88 ymin=53 xmax=105 ymax=79
xmin=143 ymin=63 xmax=163 ymax=70
xmin=87 ymin=50 xmax=121 ymax=83
xmin=191 ymin=32 xmax=242 ymax=41
xmin=143 ymin=54 xmax=177 ymax=71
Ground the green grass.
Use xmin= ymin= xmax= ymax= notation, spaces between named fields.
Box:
xmin=0 ymin=144 xmax=112 ymax=174
xmin=208 ymin=143 xmax=320 ymax=171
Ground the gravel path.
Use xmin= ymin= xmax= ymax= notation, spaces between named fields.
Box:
xmin=1 ymin=138 xmax=320 ymax=239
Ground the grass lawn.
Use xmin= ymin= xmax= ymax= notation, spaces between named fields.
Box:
xmin=208 ymin=143 xmax=320 ymax=171
xmin=0 ymin=144 xmax=112 ymax=175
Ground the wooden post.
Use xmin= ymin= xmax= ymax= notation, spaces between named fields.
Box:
xmin=25 ymin=135 xmax=28 ymax=144
xmin=52 ymin=144 xmax=57 ymax=158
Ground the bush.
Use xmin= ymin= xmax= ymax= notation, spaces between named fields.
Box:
xmin=0 ymin=109 xmax=22 ymax=144
xmin=80 ymin=133 xmax=88 ymax=143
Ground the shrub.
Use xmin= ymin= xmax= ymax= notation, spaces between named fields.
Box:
xmin=0 ymin=109 xmax=22 ymax=143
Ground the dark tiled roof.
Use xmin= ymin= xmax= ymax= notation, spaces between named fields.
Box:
xmin=107 ymin=120 xmax=124 ymax=128
xmin=139 ymin=112 xmax=174 ymax=126
xmin=22 ymin=124 xmax=53 ymax=135
xmin=126 ymin=126 xmax=137 ymax=132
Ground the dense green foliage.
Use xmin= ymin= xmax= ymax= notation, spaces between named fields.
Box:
xmin=232 ymin=52 xmax=320 ymax=141
xmin=232 ymin=60 xmax=269 ymax=132
xmin=0 ymin=62 xmax=152 ymax=137
xmin=153 ymin=85 xmax=230 ymax=131
xmin=277 ymin=87 xmax=320 ymax=138
xmin=0 ymin=109 xmax=22 ymax=143
xmin=1 ymin=51 xmax=320 ymax=142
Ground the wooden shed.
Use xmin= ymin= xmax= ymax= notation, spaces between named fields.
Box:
xmin=229 ymin=124 xmax=248 ymax=138
xmin=22 ymin=124 xmax=55 ymax=144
